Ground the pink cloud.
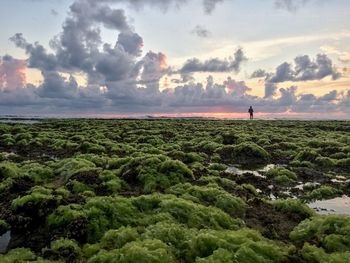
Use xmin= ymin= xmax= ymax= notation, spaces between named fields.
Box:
xmin=0 ymin=55 xmax=26 ymax=89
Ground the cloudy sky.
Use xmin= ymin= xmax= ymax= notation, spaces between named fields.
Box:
xmin=0 ymin=0 xmax=349 ymax=118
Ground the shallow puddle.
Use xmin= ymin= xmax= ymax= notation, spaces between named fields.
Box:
xmin=307 ymin=195 xmax=350 ymax=215
xmin=226 ymin=164 xmax=277 ymax=178
xmin=0 ymin=231 xmax=11 ymax=253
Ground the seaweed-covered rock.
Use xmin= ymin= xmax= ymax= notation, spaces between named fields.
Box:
xmin=290 ymin=215 xmax=350 ymax=253
xmin=291 ymin=215 xmax=350 ymax=262
xmin=11 ymin=186 xmax=58 ymax=217
xmin=315 ymin=157 xmax=336 ymax=168
xmin=272 ymin=199 xmax=315 ymax=219
xmin=336 ymin=158 xmax=350 ymax=169
xmin=294 ymin=149 xmax=319 ymax=163
xmin=80 ymin=142 xmax=106 ymax=154
xmin=0 ymin=219 xmax=9 ymax=235
xmin=142 ymin=222 xmax=196 ymax=259
xmin=0 ymin=162 xmax=20 ymax=179
xmin=159 ymin=197 xmax=242 ymax=230
xmin=266 ymin=168 xmax=297 ymax=185
xmin=42 ymin=238 xmax=83 ymax=262
xmin=88 ymin=239 xmax=175 ymax=263
xmin=52 ymin=158 xmax=96 ymax=181
xmin=166 ymin=183 xmax=246 ymax=217
xmin=304 ymin=186 xmax=342 ymax=201
xmin=21 ymin=163 xmax=54 ymax=183
xmin=100 ymin=227 xmax=140 ymax=250
xmin=47 ymin=204 xmax=88 ymax=242
xmin=216 ymin=143 xmax=269 ymax=165
xmin=118 ymin=155 xmax=194 ymax=193
xmin=0 ymin=248 xmax=37 ymax=262
xmin=188 ymin=228 xmax=289 ymax=262
xmin=301 ymin=243 xmax=350 ymax=263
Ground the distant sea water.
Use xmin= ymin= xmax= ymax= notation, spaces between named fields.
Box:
xmin=0 ymin=115 xmax=349 ymax=121
xmin=0 ymin=119 xmax=41 ymax=124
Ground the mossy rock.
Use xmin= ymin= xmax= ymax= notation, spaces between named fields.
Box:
xmin=0 ymin=162 xmax=20 ymax=179
xmin=272 ymin=199 xmax=315 ymax=218
xmin=0 ymin=248 xmax=37 ymax=262
xmin=100 ymin=227 xmax=140 ymax=250
xmin=118 ymin=155 xmax=194 ymax=193
xmin=216 ymin=143 xmax=269 ymax=165
xmin=166 ymin=183 xmax=246 ymax=217
xmin=294 ymin=149 xmax=320 ymax=163
xmin=42 ymin=238 xmax=83 ymax=262
xmin=88 ymin=239 xmax=176 ymax=263
xmin=303 ymin=186 xmax=342 ymax=201
xmin=11 ymin=186 xmax=58 ymax=217
xmin=266 ymin=168 xmax=297 ymax=185
xmin=0 ymin=219 xmax=10 ymax=235
xmin=301 ymin=243 xmax=350 ymax=263
xmin=291 ymin=215 xmax=350 ymax=255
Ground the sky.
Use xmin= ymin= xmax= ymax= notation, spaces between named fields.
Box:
xmin=0 ymin=0 xmax=349 ymax=118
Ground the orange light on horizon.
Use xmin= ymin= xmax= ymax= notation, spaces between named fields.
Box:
xmin=67 ymin=111 xmax=349 ymax=120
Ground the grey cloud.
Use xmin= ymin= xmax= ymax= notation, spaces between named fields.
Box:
xmin=95 ymin=44 xmax=135 ymax=82
xmin=224 ymin=77 xmax=251 ymax=96
xmin=69 ymin=1 xmax=130 ymax=31
xmin=274 ymin=0 xmax=311 ymax=12
xmin=0 ymin=85 xmax=41 ymax=107
xmin=250 ymin=69 xmax=270 ymax=79
xmin=269 ymin=54 xmax=341 ymax=83
xmin=117 ymin=32 xmax=144 ymax=56
xmin=12 ymin=0 xmax=140 ymax=84
xmin=339 ymin=90 xmax=350 ymax=113
xmin=171 ymin=73 xmax=195 ymax=84
xmin=104 ymin=51 xmax=169 ymax=103
xmin=106 ymin=79 xmax=163 ymax=109
xmin=134 ymin=51 xmax=170 ymax=92
xmin=191 ymin=25 xmax=211 ymax=38
xmin=10 ymin=34 xmax=58 ymax=71
xmin=50 ymin=0 xmax=131 ymax=73
xmin=269 ymin=62 xmax=294 ymax=83
xmin=13 ymin=0 xmax=133 ymax=74
xmin=8 ymin=0 xmax=144 ymax=113
xmin=179 ymin=48 xmax=247 ymax=74
xmin=91 ymin=5 xmax=130 ymax=31
xmin=37 ymin=71 xmax=78 ymax=99
xmin=274 ymin=0 xmax=329 ymax=13
xmin=89 ymin=0 xmax=224 ymax=14
xmin=202 ymin=0 xmax=224 ymax=14
xmin=1 ymin=72 xmax=349 ymax=115
xmin=278 ymin=86 xmax=297 ymax=106
xmin=165 ymin=82 xmax=227 ymax=108
xmin=292 ymin=90 xmax=339 ymax=113
xmin=319 ymin=90 xmax=337 ymax=101
xmin=264 ymin=83 xmax=277 ymax=98
xmin=162 ymin=79 xmax=298 ymax=114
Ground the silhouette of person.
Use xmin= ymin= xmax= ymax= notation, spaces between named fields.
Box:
xmin=248 ymin=106 xmax=254 ymax=120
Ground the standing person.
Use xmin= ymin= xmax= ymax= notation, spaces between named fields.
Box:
xmin=248 ymin=106 xmax=254 ymax=120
